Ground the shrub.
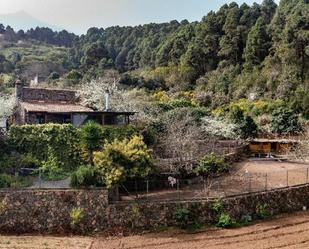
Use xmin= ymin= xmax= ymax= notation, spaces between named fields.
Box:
xmin=229 ymin=106 xmax=257 ymax=139
xmin=173 ymin=207 xmax=191 ymax=229
xmin=80 ymin=121 xmax=103 ymax=165
xmin=70 ymin=165 xmax=102 ymax=188
xmin=129 ymin=202 xmax=141 ymax=229
xmin=48 ymin=72 xmax=60 ymax=81
xmin=217 ymin=213 xmax=236 ymax=228
xmin=9 ymin=124 xmax=82 ymax=172
xmin=212 ymin=199 xmax=224 ymax=214
xmin=101 ymin=125 xmax=138 ymax=143
xmin=240 ymin=214 xmax=253 ymax=225
xmin=70 ymin=207 xmax=84 ymax=225
xmin=0 ymin=174 xmax=13 ymax=188
xmin=256 ymin=203 xmax=271 ymax=219
xmin=271 ymin=107 xmax=302 ymax=134
xmin=94 ymin=136 xmax=153 ymax=187
xmin=195 ymin=153 xmax=230 ymax=179
xmin=40 ymin=146 xmax=68 ymax=181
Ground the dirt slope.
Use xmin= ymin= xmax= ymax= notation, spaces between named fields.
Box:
xmin=93 ymin=212 xmax=309 ymax=249
xmin=1 ymin=212 xmax=309 ymax=249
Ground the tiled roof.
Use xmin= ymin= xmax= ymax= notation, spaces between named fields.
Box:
xmin=21 ymin=101 xmax=94 ymax=113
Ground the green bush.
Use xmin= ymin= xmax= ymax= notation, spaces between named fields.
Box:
xmin=217 ymin=213 xmax=236 ymax=228
xmin=101 ymin=125 xmax=138 ymax=143
xmin=70 ymin=207 xmax=84 ymax=226
xmin=0 ymin=174 xmax=13 ymax=188
xmin=195 ymin=153 xmax=230 ymax=178
xmin=70 ymin=165 xmax=102 ymax=187
xmin=9 ymin=124 xmax=82 ymax=172
xmin=271 ymin=107 xmax=302 ymax=134
xmin=212 ymin=199 xmax=224 ymax=214
xmin=256 ymin=203 xmax=271 ymax=219
xmin=173 ymin=207 xmax=191 ymax=229
xmin=240 ymin=214 xmax=253 ymax=225
xmin=80 ymin=121 xmax=104 ymax=165
xmin=94 ymin=136 xmax=153 ymax=187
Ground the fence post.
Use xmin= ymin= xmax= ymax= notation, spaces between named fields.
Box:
xmin=265 ymin=173 xmax=267 ymax=191
xmin=177 ymin=180 xmax=180 ymax=201
xmin=39 ymin=168 xmax=42 ymax=189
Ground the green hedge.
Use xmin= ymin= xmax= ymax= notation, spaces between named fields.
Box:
xmin=8 ymin=124 xmax=139 ymax=174
xmin=9 ymin=124 xmax=82 ymax=171
xmin=101 ymin=125 xmax=138 ymax=143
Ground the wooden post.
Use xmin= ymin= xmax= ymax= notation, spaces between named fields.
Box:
xmin=265 ymin=173 xmax=268 ymax=191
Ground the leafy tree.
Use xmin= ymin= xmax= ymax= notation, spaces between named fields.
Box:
xmin=271 ymin=107 xmax=302 ymax=134
xmin=48 ymin=72 xmax=60 ymax=81
xmin=218 ymin=4 xmax=242 ymax=65
xmin=80 ymin=121 xmax=103 ymax=165
xmin=93 ymin=136 xmax=153 ymax=187
xmin=195 ymin=153 xmax=229 ymax=180
xmin=65 ymin=69 xmax=83 ymax=84
xmin=244 ymin=17 xmax=271 ymax=69
xmin=229 ymin=107 xmax=258 ymax=138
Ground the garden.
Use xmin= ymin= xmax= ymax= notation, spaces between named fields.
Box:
xmin=0 ymin=122 xmax=155 ymax=189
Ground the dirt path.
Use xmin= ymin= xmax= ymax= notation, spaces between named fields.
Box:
xmin=0 ymin=236 xmax=93 ymax=249
xmin=1 ymin=212 xmax=309 ymax=249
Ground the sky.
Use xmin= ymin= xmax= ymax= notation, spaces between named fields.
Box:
xmin=0 ymin=0 xmax=280 ymax=34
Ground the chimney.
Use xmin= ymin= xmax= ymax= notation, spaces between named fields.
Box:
xmin=15 ymin=80 xmax=23 ymax=99
xmin=105 ymin=90 xmax=110 ymax=111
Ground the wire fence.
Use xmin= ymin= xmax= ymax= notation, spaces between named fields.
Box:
xmin=116 ymin=167 xmax=309 ymax=202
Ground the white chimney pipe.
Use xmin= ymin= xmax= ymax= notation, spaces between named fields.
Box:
xmin=105 ymin=90 xmax=110 ymax=111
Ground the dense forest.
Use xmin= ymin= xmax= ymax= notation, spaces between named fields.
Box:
xmin=0 ymin=0 xmax=308 ymax=132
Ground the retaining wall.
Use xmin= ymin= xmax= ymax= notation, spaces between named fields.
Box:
xmin=0 ymin=184 xmax=309 ymax=234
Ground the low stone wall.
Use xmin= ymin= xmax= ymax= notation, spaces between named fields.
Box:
xmin=108 ymin=184 xmax=309 ymax=229
xmin=0 ymin=189 xmax=109 ymax=234
xmin=0 ymin=184 xmax=309 ymax=234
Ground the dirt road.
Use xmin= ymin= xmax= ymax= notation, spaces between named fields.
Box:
xmin=1 ymin=212 xmax=309 ymax=249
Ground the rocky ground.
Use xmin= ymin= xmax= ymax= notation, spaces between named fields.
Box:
xmin=1 ymin=211 xmax=309 ymax=249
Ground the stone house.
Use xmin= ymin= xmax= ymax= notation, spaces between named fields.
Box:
xmin=12 ymin=80 xmax=135 ymax=126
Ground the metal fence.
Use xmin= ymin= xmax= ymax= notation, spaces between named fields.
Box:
xmin=117 ymin=167 xmax=309 ymax=202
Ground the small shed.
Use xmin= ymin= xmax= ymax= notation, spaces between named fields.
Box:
xmin=249 ymin=138 xmax=298 ymax=156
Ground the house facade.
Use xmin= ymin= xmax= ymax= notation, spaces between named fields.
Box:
xmin=13 ymin=80 xmax=135 ymax=126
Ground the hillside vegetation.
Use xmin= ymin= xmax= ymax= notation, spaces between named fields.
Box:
xmin=0 ymin=0 xmax=308 ymax=135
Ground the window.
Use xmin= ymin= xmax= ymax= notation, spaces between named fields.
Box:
xmin=36 ymin=114 xmax=45 ymax=124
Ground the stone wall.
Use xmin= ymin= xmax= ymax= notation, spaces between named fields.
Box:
xmin=108 ymin=184 xmax=309 ymax=229
xmin=0 ymin=189 xmax=109 ymax=234
xmin=1 ymin=184 xmax=309 ymax=234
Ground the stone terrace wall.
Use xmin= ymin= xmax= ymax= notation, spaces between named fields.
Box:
xmin=1 ymin=185 xmax=309 ymax=234
xmin=0 ymin=189 xmax=108 ymax=234
xmin=108 ymin=184 xmax=309 ymax=229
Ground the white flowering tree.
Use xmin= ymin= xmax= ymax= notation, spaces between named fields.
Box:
xmin=201 ymin=116 xmax=239 ymax=140
xmin=288 ymin=129 xmax=309 ymax=162
xmin=0 ymin=94 xmax=16 ymax=123
xmin=77 ymin=77 xmax=159 ymax=122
